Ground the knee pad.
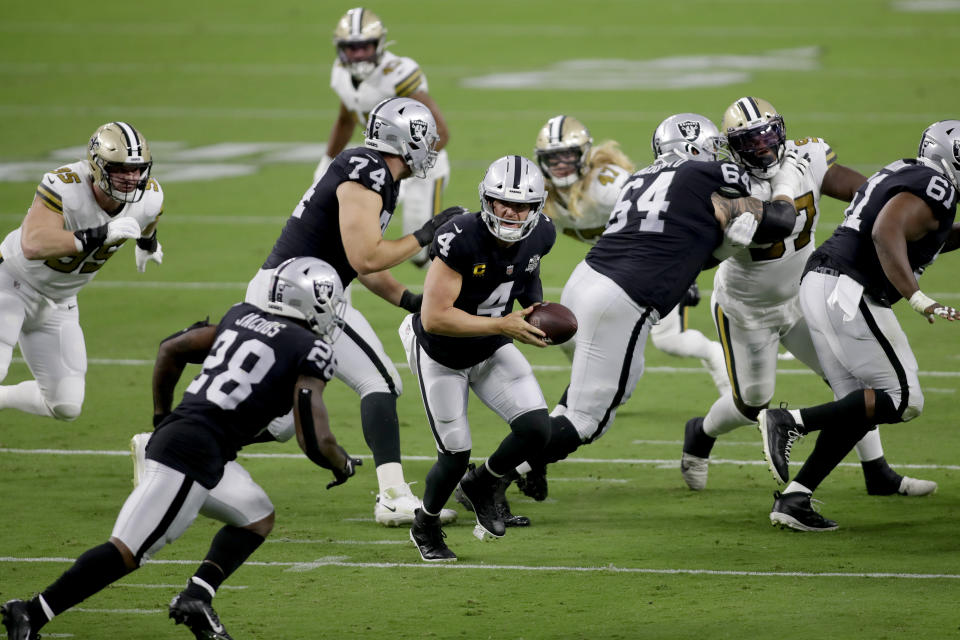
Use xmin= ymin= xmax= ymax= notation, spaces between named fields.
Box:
xmin=50 ymin=402 xmax=82 ymax=422
xmin=873 ymin=389 xmax=910 ymax=424
xmin=48 ymin=376 xmax=85 ymax=421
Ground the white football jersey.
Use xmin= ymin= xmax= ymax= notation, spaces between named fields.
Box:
xmin=547 ymin=164 xmax=630 ymax=244
xmin=715 ymin=137 xmax=835 ymax=312
xmin=0 ymin=161 xmax=163 ymax=300
xmin=330 ymin=51 xmax=428 ymax=133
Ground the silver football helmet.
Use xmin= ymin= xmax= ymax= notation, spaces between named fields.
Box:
xmin=918 ymin=120 xmax=960 ymax=189
xmin=333 ymin=7 xmax=387 ymax=81
xmin=651 ymin=113 xmax=727 ymax=163
xmin=264 ymin=257 xmax=346 ymax=343
xmin=364 ymin=97 xmax=439 ymax=179
xmin=478 ymin=155 xmax=546 ymax=243
xmin=721 ymin=97 xmax=786 ymax=179
xmin=87 ymin=122 xmax=152 ymax=203
xmin=534 ymin=115 xmax=593 ymax=188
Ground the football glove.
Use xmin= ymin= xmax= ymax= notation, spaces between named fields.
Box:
xmin=771 ymin=150 xmax=811 ymax=200
xmin=412 ymin=206 xmax=470 ymax=247
xmin=326 ymin=446 xmax=363 ymax=489
xmin=683 ymin=283 xmax=701 ymax=307
xmin=135 ymin=240 xmax=163 ymax=273
xmin=724 ymin=213 xmax=759 ymax=247
xmin=105 ymin=217 xmax=142 ymax=246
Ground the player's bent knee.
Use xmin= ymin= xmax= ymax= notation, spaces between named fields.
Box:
xmin=902 ymin=392 xmax=924 ymax=423
xmin=246 ymin=512 xmax=275 ymax=538
xmin=873 ymin=389 xmax=914 ymax=424
xmin=510 ymin=409 xmax=551 ymax=450
xmin=50 ymin=402 xmax=82 ymax=422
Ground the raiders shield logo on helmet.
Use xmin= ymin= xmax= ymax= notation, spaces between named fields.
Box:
xmin=678 ymin=121 xmax=701 ymax=141
xmin=314 ymin=280 xmax=335 ymax=304
xmin=953 ymin=139 xmax=960 ymax=165
xmin=409 ymin=119 xmax=428 ymax=142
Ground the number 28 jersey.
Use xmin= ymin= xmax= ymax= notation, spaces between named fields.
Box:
xmin=586 ymin=158 xmax=750 ymax=317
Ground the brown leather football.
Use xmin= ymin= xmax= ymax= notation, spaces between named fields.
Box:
xmin=525 ymin=302 xmax=578 ymax=345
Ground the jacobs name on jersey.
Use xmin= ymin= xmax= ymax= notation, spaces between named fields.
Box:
xmin=149 ymin=302 xmax=336 ymax=489
xmin=809 ymin=159 xmax=958 ymax=306
xmin=586 ymin=157 xmax=751 ymax=317
xmin=262 ymin=147 xmax=400 ymax=288
xmin=413 ymin=210 xmax=556 ymax=370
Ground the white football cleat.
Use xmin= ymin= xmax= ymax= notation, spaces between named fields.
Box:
xmin=130 ymin=432 xmax=151 ymax=487
xmin=898 ymin=476 xmax=938 ymax=496
xmin=375 ymin=483 xmax=456 ymax=527
xmin=680 ymin=452 xmax=709 ymax=491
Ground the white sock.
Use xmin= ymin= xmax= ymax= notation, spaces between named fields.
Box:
xmin=375 ymin=462 xmax=405 ymax=493
xmin=515 ymin=461 xmax=532 ymax=475
xmin=784 ymin=481 xmax=812 ymax=495
xmin=853 ymin=428 xmax=884 ymax=462
xmin=703 ymin=393 xmax=752 ymax=438
xmin=788 ymin=409 xmax=803 ymax=426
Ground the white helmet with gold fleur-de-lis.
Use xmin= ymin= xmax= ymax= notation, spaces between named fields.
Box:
xmin=333 ymin=7 xmax=388 ymax=81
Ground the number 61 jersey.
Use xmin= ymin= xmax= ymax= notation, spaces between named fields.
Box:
xmin=169 ymin=302 xmax=337 ymax=458
xmin=585 ymin=158 xmax=750 ymax=318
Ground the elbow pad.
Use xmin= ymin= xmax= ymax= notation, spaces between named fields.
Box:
xmin=753 ymin=200 xmax=796 ymax=244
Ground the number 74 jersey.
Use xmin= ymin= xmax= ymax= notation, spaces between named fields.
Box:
xmin=714 ymin=137 xmax=834 ymax=314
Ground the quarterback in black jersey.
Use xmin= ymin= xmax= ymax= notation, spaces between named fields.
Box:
xmin=758 ymin=120 xmax=960 ymax=532
xmin=242 ymin=97 xmax=461 ymax=527
xmin=512 ymin=113 xmax=799 ymax=502
xmin=1 ymin=258 xmax=361 ymax=640
xmin=401 ymin=155 xmax=556 ymax=561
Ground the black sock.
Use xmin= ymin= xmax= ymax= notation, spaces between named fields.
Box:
xmin=423 ymin=451 xmax=470 ymax=514
xmin=38 ymin=542 xmax=132 ymax=626
xmin=799 ymin=390 xmax=868 ymax=433
xmin=488 ymin=409 xmax=551 ymax=474
xmin=360 ymin=392 xmax=402 ymax=467
xmin=529 ymin=415 xmax=582 ymax=466
xmin=184 ymin=526 xmax=264 ymax=602
xmin=794 ymin=421 xmax=872 ymax=492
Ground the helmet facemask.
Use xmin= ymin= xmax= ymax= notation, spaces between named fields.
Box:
xmin=478 ymin=155 xmax=546 ymax=243
xmin=333 ymin=8 xmax=387 ymax=81
xmin=534 ymin=115 xmax=593 ymax=188
xmin=652 ymin=113 xmax=728 ymax=164
xmin=265 ymin=257 xmax=347 ymax=344
xmin=726 ymin=117 xmax=786 ymax=179
xmin=918 ymin=120 xmax=960 ymax=190
xmin=87 ymin=122 xmax=153 ymax=204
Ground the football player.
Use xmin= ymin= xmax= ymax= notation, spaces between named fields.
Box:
xmin=244 ymin=96 xmax=459 ymax=527
xmin=757 ymin=120 xmax=960 ymax=531
xmin=680 ymin=97 xmax=936 ymax=497
xmin=517 ymin=113 xmax=800 ymax=499
xmin=1 ymin=257 xmax=362 ymax=640
xmin=0 ymin=122 xmax=163 ymax=422
xmin=401 ymin=155 xmax=556 ymax=561
xmin=314 ymin=7 xmax=451 ymax=267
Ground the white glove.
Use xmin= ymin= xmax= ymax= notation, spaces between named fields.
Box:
xmin=724 ymin=214 xmax=759 ymax=247
xmin=771 ymin=150 xmax=811 ymax=200
xmin=312 ymin=154 xmax=335 ymax=183
xmin=135 ymin=241 xmax=163 ymax=273
xmin=105 ymin=217 xmax=142 ymax=245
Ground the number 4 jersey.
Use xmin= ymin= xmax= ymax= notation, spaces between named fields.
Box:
xmin=0 ymin=160 xmax=163 ymax=301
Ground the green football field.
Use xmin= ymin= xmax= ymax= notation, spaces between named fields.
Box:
xmin=2 ymin=1 xmax=959 ymax=638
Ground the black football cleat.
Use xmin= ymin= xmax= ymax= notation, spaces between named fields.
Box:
xmin=516 ymin=465 xmax=548 ymax=502
xmin=410 ymin=509 xmax=457 ymax=562
xmin=770 ymin=491 xmax=838 ymax=532
xmin=455 ymin=463 xmax=505 ymax=539
xmin=758 ymin=408 xmax=803 ymax=485
xmin=169 ymin=593 xmax=234 ymax=640
xmin=1 ymin=599 xmax=38 ymax=640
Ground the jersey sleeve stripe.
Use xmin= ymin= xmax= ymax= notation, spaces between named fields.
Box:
xmin=394 ymin=69 xmax=423 ymax=97
xmin=36 ymin=184 xmax=63 ymax=214
xmin=824 ymin=147 xmax=837 ymax=167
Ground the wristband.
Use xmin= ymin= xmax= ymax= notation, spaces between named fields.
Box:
xmin=73 ymin=224 xmax=107 ymax=253
xmin=909 ymin=290 xmax=936 ymax=315
xmin=136 ymin=231 xmax=158 ymax=252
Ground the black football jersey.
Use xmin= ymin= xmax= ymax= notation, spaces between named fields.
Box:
xmin=261 ymin=147 xmax=400 ymax=288
xmin=809 ymin=159 xmax=958 ymax=305
xmin=154 ymin=303 xmax=337 ymax=482
xmin=585 ymin=158 xmax=750 ymax=317
xmin=414 ymin=211 xmax=556 ymax=369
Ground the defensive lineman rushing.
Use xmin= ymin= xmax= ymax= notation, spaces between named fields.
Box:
xmin=315 ymin=7 xmax=451 ymax=267
xmin=403 ymin=155 xmax=555 ymax=561
xmin=681 ymin=96 xmax=936 ymax=496
xmin=758 ymin=121 xmax=960 ymax=531
xmin=1 ymin=257 xmax=361 ymax=640
xmin=244 ymin=96 xmax=459 ymax=526
xmin=0 ymin=122 xmax=163 ymax=421
xmin=517 ymin=113 xmax=800 ymax=494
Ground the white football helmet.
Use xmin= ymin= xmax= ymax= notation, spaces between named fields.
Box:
xmin=534 ymin=115 xmax=593 ymax=188
xmin=333 ymin=7 xmax=387 ymax=81
xmin=87 ymin=122 xmax=152 ymax=203
xmin=364 ymin=97 xmax=439 ymax=179
xmin=478 ymin=155 xmax=546 ymax=243
xmin=651 ymin=113 xmax=727 ymax=163
xmin=918 ymin=120 xmax=960 ymax=189
xmin=721 ymin=97 xmax=786 ymax=179
xmin=263 ymin=257 xmax=346 ymax=343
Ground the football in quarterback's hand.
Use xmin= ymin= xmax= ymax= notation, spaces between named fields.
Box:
xmin=526 ymin=302 xmax=577 ymax=345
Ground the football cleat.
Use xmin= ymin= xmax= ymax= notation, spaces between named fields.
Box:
xmin=460 ymin=474 xmax=531 ymax=527
xmin=1 ymin=599 xmax=38 ymax=640
xmin=758 ymin=409 xmax=803 ymax=485
xmin=169 ymin=593 xmax=234 ymax=640
xmin=862 ymin=456 xmax=938 ymax=497
xmin=770 ymin=491 xmax=838 ymax=532
xmin=516 ymin=465 xmax=548 ymax=502
xmin=680 ymin=453 xmax=709 ymax=492
xmin=896 ymin=476 xmax=938 ymax=496
xmin=375 ymin=483 xmax=457 ymax=527
xmin=130 ymin=432 xmax=151 ymax=487
xmin=409 ymin=510 xmax=457 ymax=562
xmin=455 ymin=464 xmax=505 ymax=540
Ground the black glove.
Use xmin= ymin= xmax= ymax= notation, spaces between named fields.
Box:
xmin=326 ymin=446 xmax=362 ymax=489
xmin=399 ymin=289 xmax=423 ymax=313
xmin=683 ymin=283 xmax=701 ymax=307
xmin=73 ymin=225 xmax=108 ymax=253
xmin=412 ymin=205 xmax=469 ymax=247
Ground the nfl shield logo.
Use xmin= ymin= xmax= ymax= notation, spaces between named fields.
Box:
xmin=678 ymin=121 xmax=701 ymax=141
xmin=409 ymin=119 xmax=428 ymax=142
